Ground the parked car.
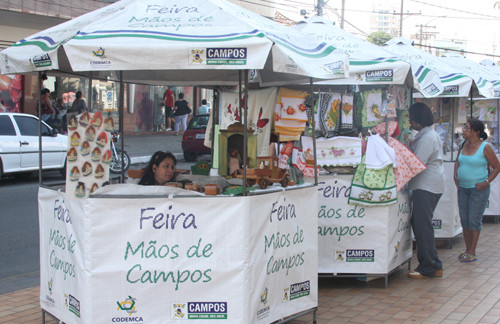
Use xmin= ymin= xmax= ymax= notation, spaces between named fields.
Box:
xmin=181 ymin=114 xmax=211 ymax=162
xmin=0 ymin=112 xmax=68 ymax=179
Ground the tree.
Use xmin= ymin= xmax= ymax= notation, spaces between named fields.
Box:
xmin=366 ymin=31 xmax=392 ymax=46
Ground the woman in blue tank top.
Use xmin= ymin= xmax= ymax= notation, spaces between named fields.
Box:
xmin=454 ymin=118 xmax=500 ymax=262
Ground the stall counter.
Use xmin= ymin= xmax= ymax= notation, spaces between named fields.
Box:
xmin=39 ymin=186 xmax=318 ymax=324
xmin=316 ymin=174 xmax=412 ymax=276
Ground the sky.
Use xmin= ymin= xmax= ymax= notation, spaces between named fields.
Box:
xmin=275 ymin=0 xmax=500 ymax=63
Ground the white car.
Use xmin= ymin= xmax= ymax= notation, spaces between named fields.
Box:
xmin=0 ymin=112 xmax=68 ymax=179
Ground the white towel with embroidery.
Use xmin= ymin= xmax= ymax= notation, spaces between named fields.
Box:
xmin=365 ymin=134 xmax=397 ymax=170
xmin=301 ymin=136 xmax=362 ymax=167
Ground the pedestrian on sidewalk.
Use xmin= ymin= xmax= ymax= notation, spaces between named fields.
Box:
xmin=407 ymin=102 xmax=445 ymax=279
xmin=163 ymin=86 xmax=175 ymax=131
xmin=454 ymin=118 xmax=500 ymax=263
xmin=173 ymin=92 xmax=191 ymax=135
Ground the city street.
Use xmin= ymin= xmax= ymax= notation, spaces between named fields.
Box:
xmin=0 ymin=132 xmax=200 ymax=294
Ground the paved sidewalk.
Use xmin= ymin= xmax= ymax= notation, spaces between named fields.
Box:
xmin=2 ymin=218 xmax=500 ymax=323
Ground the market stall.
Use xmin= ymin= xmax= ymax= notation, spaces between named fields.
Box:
xmin=0 ymin=0 xmax=352 ymax=323
xmin=286 ymin=21 xmax=435 ymax=282
xmin=383 ymin=38 xmax=500 ymax=242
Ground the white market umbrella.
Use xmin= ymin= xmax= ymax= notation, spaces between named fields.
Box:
xmin=0 ymin=0 xmax=349 ymax=86
xmin=440 ymin=54 xmax=499 ymax=99
xmin=292 ymin=17 xmax=441 ymax=97
xmin=384 ymin=38 xmax=476 ymax=98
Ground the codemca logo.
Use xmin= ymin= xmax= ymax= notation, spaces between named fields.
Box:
xmin=29 ymin=53 xmax=52 ymax=68
xmin=257 ymin=288 xmax=270 ymax=320
xmin=45 ymin=279 xmax=55 ymax=306
xmin=345 ymin=249 xmax=375 ymax=262
xmin=442 ymin=85 xmax=459 ymax=95
xmin=171 ymin=302 xmax=227 ymax=320
xmin=322 ymin=60 xmax=346 ymax=76
xmin=423 ymin=83 xmax=440 ymax=96
xmin=90 ymin=47 xmax=111 ymax=68
xmin=64 ymin=293 xmax=80 ymax=318
xmin=366 ymin=69 xmax=394 ymax=82
xmin=113 ymin=296 xmax=144 ymax=323
xmin=290 ymin=280 xmax=310 ymax=300
xmin=432 ymin=219 xmax=442 ymax=230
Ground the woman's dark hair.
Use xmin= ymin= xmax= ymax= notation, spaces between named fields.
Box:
xmin=41 ymin=88 xmax=50 ymax=96
xmin=409 ymin=102 xmax=434 ymax=127
xmin=467 ymin=118 xmax=488 ymax=140
xmin=75 ymin=91 xmax=83 ymax=99
xmin=138 ymin=151 xmax=177 ymax=185
xmin=201 ymin=99 xmax=207 ymax=105
xmin=178 ymin=93 xmax=185 ymax=100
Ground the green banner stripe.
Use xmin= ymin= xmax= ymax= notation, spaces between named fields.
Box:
xmin=417 ymin=68 xmax=432 ymax=83
xmin=270 ymin=38 xmax=337 ymax=59
xmin=441 ymin=75 xmax=469 ymax=83
xmin=350 ymin=59 xmax=401 ymax=66
xmin=73 ymin=32 xmax=266 ymax=42
xmin=12 ymin=40 xmax=61 ymax=51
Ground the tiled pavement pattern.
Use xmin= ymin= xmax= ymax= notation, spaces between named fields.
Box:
xmin=1 ymin=219 xmax=499 ymax=324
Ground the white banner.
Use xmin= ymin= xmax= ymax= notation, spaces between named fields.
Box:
xmin=316 ymin=175 xmax=412 ymax=274
xmin=39 ymin=186 xmax=317 ymax=324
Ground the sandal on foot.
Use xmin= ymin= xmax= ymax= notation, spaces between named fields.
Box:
xmin=460 ymin=254 xmax=477 ymax=263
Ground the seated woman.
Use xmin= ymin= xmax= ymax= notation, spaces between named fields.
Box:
xmin=139 ymin=151 xmax=177 ymax=185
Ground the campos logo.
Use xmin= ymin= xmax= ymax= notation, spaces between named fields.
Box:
xmin=171 ymin=302 xmax=227 ymax=320
xmin=44 ymin=279 xmax=55 ymax=306
xmin=30 ymin=53 xmax=52 ymax=68
xmin=346 ymin=249 xmax=374 ymax=262
xmin=336 ymin=250 xmax=345 ymax=262
xmin=290 ymin=281 xmax=310 ymax=300
xmin=64 ymin=293 xmax=80 ymax=318
xmin=366 ymin=69 xmax=394 ymax=81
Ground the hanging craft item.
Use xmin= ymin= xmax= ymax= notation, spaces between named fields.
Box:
xmin=348 ymin=155 xmax=397 ymax=207
xmin=358 ymin=89 xmax=384 ymax=128
xmin=318 ymin=92 xmax=339 ymax=138
xmin=274 ymin=88 xmax=308 ymax=141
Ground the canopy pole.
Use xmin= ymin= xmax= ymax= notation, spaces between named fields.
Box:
xmin=451 ymin=97 xmax=455 ymax=161
xmin=310 ymin=78 xmax=318 ymax=185
xmin=210 ymin=87 xmax=218 ymax=167
xmin=88 ymin=72 xmax=93 ymax=112
xmin=469 ymin=90 xmax=473 ymax=119
xmin=119 ymin=71 xmax=125 ymax=183
xmin=243 ymin=70 xmax=249 ymax=196
xmin=38 ymin=72 xmax=43 ymax=185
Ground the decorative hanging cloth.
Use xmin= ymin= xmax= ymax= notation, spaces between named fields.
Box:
xmin=302 ymin=136 xmax=362 ymax=167
xmin=372 ymin=121 xmax=427 ymax=191
xmin=348 ymin=155 xmax=397 ymax=207
xmin=274 ymin=88 xmax=308 ymax=141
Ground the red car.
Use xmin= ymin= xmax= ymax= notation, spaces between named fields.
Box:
xmin=181 ymin=114 xmax=211 ymax=161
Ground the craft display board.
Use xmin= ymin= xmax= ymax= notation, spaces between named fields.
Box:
xmin=316 ymin=174 xmax=412 ymax=274
xmin=433 ymin=163 xmax=462 ymax=239
xmin=38 ymin=186 xmax=318 ymax=324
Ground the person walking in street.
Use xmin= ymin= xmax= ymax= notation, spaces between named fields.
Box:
xmin=407 ymin=102 xmax=445 ymax=279
xmin=454 ymin=118 xmax=500 ymax=263
xmin=163 ymin=86 xmax=175 ymax=131
xmin=173 ymin=92 xmax=191 ymax=135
